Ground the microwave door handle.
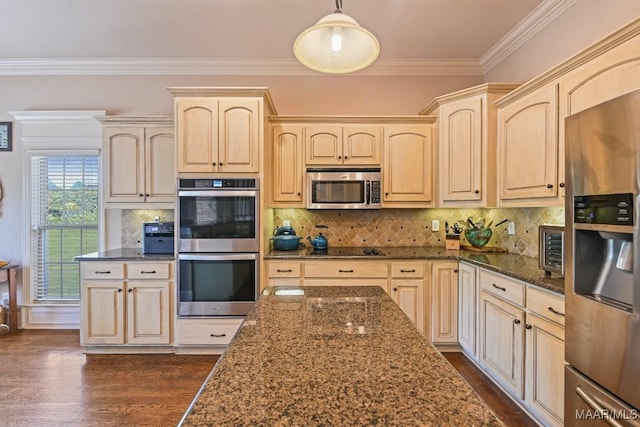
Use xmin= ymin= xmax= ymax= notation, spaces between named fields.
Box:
xmin=366 ymin=181 xmax=371 ymax=205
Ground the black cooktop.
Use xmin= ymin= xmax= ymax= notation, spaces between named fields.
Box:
xmin=309 ymin=247 xmax=386 ymax=257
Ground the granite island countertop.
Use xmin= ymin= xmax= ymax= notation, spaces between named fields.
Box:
xmin=179 ymin=285 xmax=504 ymax=427
xmin=265 ymin=246 xmax=565 ymax=295
xmin=73 ymin=248 xmax=174 ymax=262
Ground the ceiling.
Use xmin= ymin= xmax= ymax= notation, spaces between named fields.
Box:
xmin=1 ymin=0 xmax=562 ymax=76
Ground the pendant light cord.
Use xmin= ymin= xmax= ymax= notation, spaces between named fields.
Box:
xmin=335 ymin=0 xmax=343 ymax=13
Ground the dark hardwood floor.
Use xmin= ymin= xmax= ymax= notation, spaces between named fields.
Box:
xmin=0 ymin=330 xmax=535 ymax=426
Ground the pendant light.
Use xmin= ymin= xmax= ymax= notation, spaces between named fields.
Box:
xmin=293 ymin=0 xmax=380 ymax=74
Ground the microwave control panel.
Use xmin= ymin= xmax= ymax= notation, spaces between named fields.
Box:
xmin=574 ymin=193 xmax=634 ymax=225
xmin=371 ymin=181 xmax=381 ymax=204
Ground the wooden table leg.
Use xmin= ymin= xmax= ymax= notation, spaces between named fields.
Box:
xmin=8 ymin=267 xmax=17 ymax=332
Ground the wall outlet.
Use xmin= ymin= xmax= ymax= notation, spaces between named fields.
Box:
xmin=507 ymin=221 xmax=516 ymax=235
xmin=431 ymin=220 xmax=440 ymax=232
xmin=283 ymin=220 xmax=291 ymax=227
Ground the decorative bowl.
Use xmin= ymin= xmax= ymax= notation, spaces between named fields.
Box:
xmin=464 ymin=227 xmax=493 ymax=248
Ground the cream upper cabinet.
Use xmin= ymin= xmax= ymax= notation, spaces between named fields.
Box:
xmin=382 ymin=124 xmax=434 ymax=207
xmin=497 ymin=83 xmax=560 ymax=206
xmin=272 ymin=124 xmax=304 ymax=206
xmin=430 ymin=261 xmax=458 ymax=344
xmin=458 ymin=261 xmax=478 ymax=359
xmin=101 ymin=119 xmax=175 ymax=206
xmin=175 ymin=97 xmax=260 ymax=173
xmin=305 ymin=124 xmax=381 ymax=166
xmin=422 ymin=84 xmax=518 ymax=208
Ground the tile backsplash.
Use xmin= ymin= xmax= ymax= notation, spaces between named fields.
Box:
xmin=273 ymin=207 xmax=565 ymax=258
xmin=121 ymin=209 xmax=174 ymax=248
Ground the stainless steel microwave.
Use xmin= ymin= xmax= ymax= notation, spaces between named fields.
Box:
xmin=306 ymin=168 xmax=381 ymax=209
xmin=538 ymin=225 xmax=564 ymax=276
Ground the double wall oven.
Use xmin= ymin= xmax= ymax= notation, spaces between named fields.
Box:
xmin=177 ymin=178 xmax=260 ymax=317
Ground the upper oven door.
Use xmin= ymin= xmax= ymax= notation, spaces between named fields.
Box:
xmin=178 ymin=188 xmax=259 ymax=252
xmin=306 ymin=168 xmax=381 ymax=209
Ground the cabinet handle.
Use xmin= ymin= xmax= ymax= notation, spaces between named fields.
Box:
xmin=400 ymin=269 xmax=416 ymax=273
xmin=546 ymin=184 xmax=554 ymax=189
xmin=492 ymin=283 xmax=506 ymax=292
xmin=559 ymin=182 xmax=565 ymax=188
xmin=514 ymin=319 xmax=521 ymax=325
xmin=140 ymin=270 xmax=157 ymax=274
xmin=117 ymin=288 xmax=123 ymax=293
xmin=210 ymin=333 xmax=227 ymax=338
xmin=338 ymin=269 xmax=354 ymax=273
xmin=474 ymin=190 xmax=479 ymax=194
xmin=128 ymin=288 xmax=133 ymax=293
xmin=94 ymin=270 xmax=111 ymax=274
xmin=276 ymin=269 xmax=292 ymax=273
xmin=547 ymin=306 xmax=565 ymax=317
xmin=525 ymin=324 xmax=532 ymax=330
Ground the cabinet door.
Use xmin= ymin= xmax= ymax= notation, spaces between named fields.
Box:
xmin=498 ymin=84 xmax=559 ymax=204
xmin=439 ymin=98 xmax=483 ymax=203
xmin=81 ymin=280 xmax=126 ymax=345
xmin=103 ymin=127 xmax=145 ymax=203
xmin=343 ymin=125 xmax=381 ymax=165
xmin=458 ymin=262 xmax=478 ymax=358
xmin=382 ymin=125 xmax=434 ymax=206
xmin=430 ymin=261 xmax=458 ymax=343
xmin=525 ymin=313 xmax=565 ymax=427
xmin=126 ymin=281 xmax=171 ymax=345
xmin=176 ymin=98 xmax=218 ymax=173
xmin=218 ymin=98 xmax=260 ymax=172
xmin=390 ymin=279 xmax=425 ymax=334
xmin=479 ymin=291 xmax=525 ymax=399
xmin=305 ymin=125 xmax=342 ymax=165
xmin=145 ymin=127 xmax=175 ymax=203
xmin=272 ymin=125 xmax=304 ymax=205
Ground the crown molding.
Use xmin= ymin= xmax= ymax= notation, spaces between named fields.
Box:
xmin=0 ymin=57 xmax=483 ymax=77
xmin=480 ymin=0 xmax=579 ymax=74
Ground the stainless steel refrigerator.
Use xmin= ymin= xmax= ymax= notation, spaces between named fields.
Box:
xmin=565 ymin=88 xmax=640 ymax=426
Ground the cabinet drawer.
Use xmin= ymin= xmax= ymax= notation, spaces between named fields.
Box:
xmin=527 ymin=286 xmax=565 ymax=326
xmin=304 ymin=261 xmax=388 ymax=278
xmin=267 ymin=261 xmax=301 ymax=278
xmin=390 ymin=261 xmax=425 ymax=278
xmin=127 ymin=262 xmax=171 ymax=280
xmin=480 ymin=270 xmax=525 ymax=307
xmin=176 ymin=318 xmax=243 ymax=346
xmin=81 ymin=262 xmax=125 ymax=280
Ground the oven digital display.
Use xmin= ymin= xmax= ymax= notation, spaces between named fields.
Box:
xmin=213 ymin=180 xmax=223 ymax=188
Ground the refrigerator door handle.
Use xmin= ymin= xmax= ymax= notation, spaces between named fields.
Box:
xmin=575 ymin=386 xmax=626 ymax=427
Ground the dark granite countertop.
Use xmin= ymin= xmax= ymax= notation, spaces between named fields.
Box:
xmin=73 ymin=248 xmax=174 ymax=262
xmin=180 ymin=286 xmax=504 ymax=427
xmin=265 ymin=246 xmax=565 ymax=295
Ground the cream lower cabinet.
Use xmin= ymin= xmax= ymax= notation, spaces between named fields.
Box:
xmin=303 ymin=260 xmax=389 ymax=290
xmin=80 ymin=261 xmax=172 ymax=348
xmin=524 ymin=287 xmax=565 ymax=427
xmin=430 ymin=261 xmax=459 ymax=345
xmin=390 ymin=261 xmax=426 ymax=334
xmin=457 ymin=261 xmax=478 ymax=359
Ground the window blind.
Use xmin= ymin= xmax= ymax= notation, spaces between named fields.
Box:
xmin=30 ymin=155 xmax=99 ymax=301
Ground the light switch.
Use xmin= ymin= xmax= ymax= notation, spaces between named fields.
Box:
xmin=431 ymin=220 xmax=440 ymax=232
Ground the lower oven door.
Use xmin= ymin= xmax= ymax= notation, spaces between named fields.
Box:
xmin=178 ymin=253 xmax=259 ymax=317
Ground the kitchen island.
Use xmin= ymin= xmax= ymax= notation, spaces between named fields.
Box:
xmin=180 ymin=286 xmax=503 ymax=426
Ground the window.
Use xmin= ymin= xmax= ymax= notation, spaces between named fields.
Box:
xmin=31 ymin=155 xmax=99 ymax=301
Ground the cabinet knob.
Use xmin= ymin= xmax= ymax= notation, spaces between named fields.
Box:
xmin=145 ymin=193 xmax=150 ymax=197
xmin=210 ymin=333 xmax=227 ymax=338
xmin=559 ymin=182 xmax=565 ymax=188
xmin=212 ymin=162 xmax=217 ymax=166
xmin=393 ymin=287 xmax=398 ymax=292
xmin=453 ymin=269 xmax=459 ymax=273
xmin=525 ymin=324 xmax=532 ymax=330
xmin=474 ymin=190 xmax=479 ymax=194
xmin=297 ymin=192 xmax=301 ymax=196
xmin=547 ymin=184 xmax=554 ymax=189
xmin=338 ymin=155 xmax=342 ymax=159
xmin=139 ymin=193 xmax=144 ymax=197
xmin=385 ymin=192 xmax=389 ymax=196
xmin=344 ymin=156 xmax=348 ymax=160
xmin=514 ymin=319 xmax=521 ymax=325
xmin=117 ymin=288 xmax=123 ymax=293
xmin=219 ymin=162 xmax=224 ymax=166
xmin=128 ymin=288 xmax=133 ymax=293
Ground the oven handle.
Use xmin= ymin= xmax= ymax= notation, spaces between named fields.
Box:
xmin=178 ymin=190 xmax=259 ymax=197
xmin=178 ymin=253 xmax=258 ymax=261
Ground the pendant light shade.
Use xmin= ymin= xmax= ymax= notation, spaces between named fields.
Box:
xmin=294 ymin=1 xmax=380 ymax=74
